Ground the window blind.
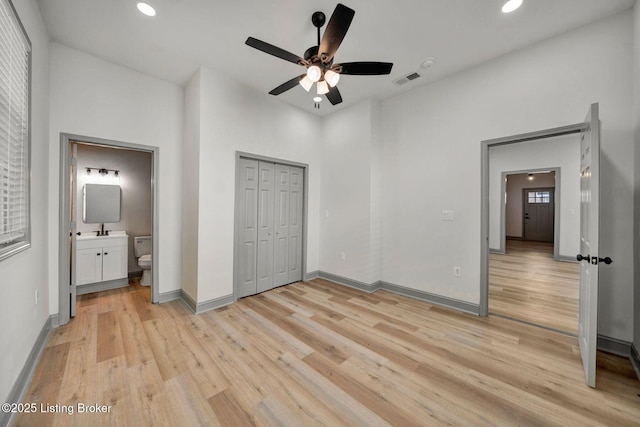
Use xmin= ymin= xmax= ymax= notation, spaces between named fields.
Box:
xmin=0 ymin=0 xmax=30 ymax=259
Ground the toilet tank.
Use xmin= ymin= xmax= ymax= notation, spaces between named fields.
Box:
xmin=134 ymin=236 xmax=152 ymax=257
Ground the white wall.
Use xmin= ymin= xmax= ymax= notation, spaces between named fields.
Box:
xmin=320 ymin=99 xmax=382 ymax=284
xmin=0 ymin=0 xmax=50 ymax=403
xmin=48 ymin=43 xmax=184 ymax=303
xmin=380 ymin=11 xmax=634 ymax=340
xmin=505 ymin=172 xmax=556 ymax=239
xmin=181 ymin=69 xmax=201 ymax=301
xmin=76 ymin=144 xmax=152 ymax=273
xmin=633 ymin=0 xmax=640 ymax=350
xmin=489 ymin=135 xmax=580 ymax=257
xmin=187 ymin=67 xmax=322 ymax=303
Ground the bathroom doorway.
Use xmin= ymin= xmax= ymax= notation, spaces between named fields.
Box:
xmin=58 ymin=133 xmax=160 ymax=326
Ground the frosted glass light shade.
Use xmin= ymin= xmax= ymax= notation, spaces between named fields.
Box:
xmin=325 ymin=69 xmax=340 ymax=87
xmin=307 ymin=65 xmax=322 ymax=82
xmin=317 ymin=80 xmax=329 ymax=95
xmin=299 ymin=76 xmax=313 ymax=92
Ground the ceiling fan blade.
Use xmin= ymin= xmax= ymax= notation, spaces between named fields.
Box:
xmin=337 ymin=62 xmax=393 ymax=75
xmin=245 ymin=37 xmax=307 ymax=66
xmin=318 ymin=4 xmax=355 ymax=64
xmin=326 ymin=86 xmax=343 ymax=105
xmin=269 ymin=75 xmax=306 ymax=95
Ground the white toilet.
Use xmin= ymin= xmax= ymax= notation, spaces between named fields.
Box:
xmin=134 ymin=236 xmax=152 ymax=287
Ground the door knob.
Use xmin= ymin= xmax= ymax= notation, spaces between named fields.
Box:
xmin=598 ymin=257 xmax=613 ymax=265
xmin=576 ymin=254 xmax=590 ymax=262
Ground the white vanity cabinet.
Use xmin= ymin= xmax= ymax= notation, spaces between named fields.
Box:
xmin=76 ymin=235 xmax=128 ymax=286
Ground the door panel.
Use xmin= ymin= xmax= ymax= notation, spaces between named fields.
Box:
xmin=578 ymin=103 xmax=600 ymax=388
xmin=237 ymin=159 xmax=259 ymax=298
xmin=288 ymin=167 xmax=304 ymax=282
xmin=70 ymin=143 xmax=78 ymax=317
xmin=524 ymin=188 xmax=554 ymax=242
xmin=256 ymin=162 xmax=275 ymax=293
xmin=273 ymin=164 xmax=290 ymax=287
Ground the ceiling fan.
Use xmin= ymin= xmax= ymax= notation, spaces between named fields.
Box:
xmin=245 ymin=3 xmax=393 ymax=106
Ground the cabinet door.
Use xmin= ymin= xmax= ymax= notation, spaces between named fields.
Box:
xmin=102 ymin=244 xmax=127 ymax=281
xmin=77 ymin=247 xmax=103 ymax=285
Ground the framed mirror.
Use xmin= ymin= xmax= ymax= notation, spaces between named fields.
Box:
xmin=83 ymin=184 xmax=121 ymax=223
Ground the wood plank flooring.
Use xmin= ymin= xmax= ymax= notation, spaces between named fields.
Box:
xmin=16 ymin=278 xmax=640 ymax=426
xmin=489 ymin=240 xmax=579 ymax=334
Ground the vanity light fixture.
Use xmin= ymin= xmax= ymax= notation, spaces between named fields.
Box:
xmin=86 ymin=167 xmax=120 ymax=177
xmin=528 ymin=173 xmax=534 ymax=180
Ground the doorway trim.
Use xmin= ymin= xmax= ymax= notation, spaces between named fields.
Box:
xmin=58 ymin=133 xmax=160 ymax=326
xmin=233 ymin=151 xmax=309 ymax=302
xmin=496 ymin=168 xmax=560 ymax=260
xmin=480 ymin=123 xmax=585 ymax=316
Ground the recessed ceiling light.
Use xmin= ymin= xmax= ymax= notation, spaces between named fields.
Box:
xmin=313 ymin=96 xmax=322 ymax=102
xmin=137 ymin=2 xmax=156 ymax=17
xmin=502 ymin=0 xmax=523 ymax=13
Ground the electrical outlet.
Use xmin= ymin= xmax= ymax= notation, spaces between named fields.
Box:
xmin=453 ymin=266 xmax=461 ymax=277
xmin=340 ymin=252 xmax=346 ymax=261
xmin=35 ymin=290 xmax=39 ymax=305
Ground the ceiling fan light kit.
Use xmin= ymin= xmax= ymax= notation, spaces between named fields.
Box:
xmin=245 ymin=3 xmax=393 ymax=106
xmin=317 ymin=80 xmax=330 ymax=95
xmin=307 ymin=65 xmax=322 ymax=82
xmin=299 ymin=76 xmax=313 ymax=92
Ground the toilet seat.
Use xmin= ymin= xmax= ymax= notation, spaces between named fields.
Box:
xmin=138 ymin=254 xmax=152 ymax=268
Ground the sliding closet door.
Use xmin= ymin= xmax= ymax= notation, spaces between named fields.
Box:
xmin=237 ymin=159 xmax=259 ymax=298
xmin=256 ymin=162 xmax=275 ymax=293
xmin=273 ymin=165 xmax=291 ymax=287
xmin=288 ymin=166 xmax=304 ymax=283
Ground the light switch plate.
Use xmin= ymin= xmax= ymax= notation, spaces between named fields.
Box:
xmin=442 ymin=210 xmax=454 ymax=221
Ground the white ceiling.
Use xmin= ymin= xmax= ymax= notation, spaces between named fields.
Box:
xmin=37 ymin=0 xmax=635 ymax=116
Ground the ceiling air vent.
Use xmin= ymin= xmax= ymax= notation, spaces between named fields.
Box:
xmin=393 ymin=72 xmax=421 ymax=86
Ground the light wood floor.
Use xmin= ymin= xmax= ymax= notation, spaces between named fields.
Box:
xmin=17 ymin=278 xmax=639 ymax=426
xmin=489 ymin=240 xmax=579 ymax=334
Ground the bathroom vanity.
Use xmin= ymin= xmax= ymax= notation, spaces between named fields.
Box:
xmin=76 ymin=234 xmax=128 ymax=294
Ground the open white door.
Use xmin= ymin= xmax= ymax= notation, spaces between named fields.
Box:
xmin=70 ymin=143 xmax=78 ymax=318
xmin=577 ymin=103 xmax=601 ymax=387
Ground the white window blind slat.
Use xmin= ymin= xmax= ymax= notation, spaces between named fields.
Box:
xmin=0 ymin=0 xmax=30 ymax=259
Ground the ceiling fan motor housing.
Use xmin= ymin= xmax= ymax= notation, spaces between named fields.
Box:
xmin=311 ymin=11 xmax=326 ymax=28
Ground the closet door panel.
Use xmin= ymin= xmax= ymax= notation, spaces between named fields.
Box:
xmin=256 ymin=162 xmax=275 ymax=293
xmin=237 ymin=159 xmax=259 ymax=298
xmin=273 ymin=164 xmax=290 ymax=287
xmin=288 ymin=166 xmax=304 ymax=282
